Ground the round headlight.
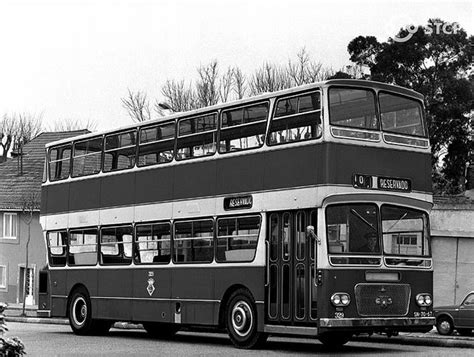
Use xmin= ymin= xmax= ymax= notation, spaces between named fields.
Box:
xmin=332 ymin=294 xmax=341 ymax=305
xmin=417 ymin=295 xmax=425 ymax=306
xmin=341 ymin=294 xmax=350 ymax=306
xmin=424 ymin=295 xmax=432 ymax=306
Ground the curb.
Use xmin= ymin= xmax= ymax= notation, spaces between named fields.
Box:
xmin=352 ymin=333 xmax=474 ymax=349
xmin=5 ymin=316 xmax=142 ymax=330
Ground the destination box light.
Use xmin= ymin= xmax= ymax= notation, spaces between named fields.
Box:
xmin=352 ymin=174 xmax=412 ymax=192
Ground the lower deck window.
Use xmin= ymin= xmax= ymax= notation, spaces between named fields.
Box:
xmin=135 ymin=222 xmax=171 ymax=264
xmin=47 ymin=231 xmax=68 ymax=266
xmin=174 ymin=219 xmax=214 ymax=263
xmin=217 ymin=216 xmax=260 ymax=262
xmin=100 ymin=226 xmax=133 ymax=265
xmin=68 ymin=229 xmax=98 ymax=266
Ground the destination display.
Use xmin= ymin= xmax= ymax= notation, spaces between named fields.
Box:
xmin=224 ymin=195 xmax=253 ymax=210
xmin=352 ymin=174 xmax=411 ymax=192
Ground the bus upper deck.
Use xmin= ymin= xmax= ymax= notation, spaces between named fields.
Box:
xmin=41 ymin=79 xmax=432 ymax=224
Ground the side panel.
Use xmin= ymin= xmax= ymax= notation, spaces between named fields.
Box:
xmin=132 ymin=268 xmax=172 ymax=323
xmin=69 ymin=179 xmax=101 ymax=212
xmin=96 ymin=269 xmax=134 ymax=321
xmin=42 ymin=143 xmax=432 ymax=216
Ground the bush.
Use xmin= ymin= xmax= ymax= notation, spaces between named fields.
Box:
xmin=0 ymin=302 xmax=26 ymax=356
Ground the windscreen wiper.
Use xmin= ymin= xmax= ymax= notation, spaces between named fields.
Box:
xmin=350 ymin=209 xmax=376 ymax=231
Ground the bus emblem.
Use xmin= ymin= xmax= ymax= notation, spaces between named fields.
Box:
xmin=147 ymin=278 xmax=155 ymax=296
xmin=375 ymin=295 xmax=393 ymax=309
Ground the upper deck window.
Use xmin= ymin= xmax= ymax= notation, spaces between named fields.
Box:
xmin=329 ymin=88 xmax=378 ymax=130
xmin=104 ymin=130 xmax=137 ymax=172
xmin=379 ymin=92 xmax=426 ymax=137
xmin=177 ymin=113 xmax=217 ymax=160
xmin=219 ymin=103 xmax=268 ymax=153
xmin=138 ymin=122 xmax=175 ymax=166
xmin=72 ymin=137 xmax=103 ymax=177
xmin=49 ymin=145 xmax=71 ymax=181
xmin=269 ymin=92 xmax=322 ymax=145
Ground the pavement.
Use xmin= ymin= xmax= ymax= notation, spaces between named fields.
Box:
xmin=3 ymin=305 xmax=474 ymax=349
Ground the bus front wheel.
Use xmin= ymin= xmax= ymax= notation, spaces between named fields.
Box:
xmin=225 ymin=289 xmax=267 ymax=349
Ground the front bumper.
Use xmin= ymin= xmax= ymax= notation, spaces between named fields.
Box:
xmin=320 ymin=317 xmax=435 ymax=328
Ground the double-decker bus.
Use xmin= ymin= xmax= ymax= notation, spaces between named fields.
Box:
xmin=39 ymin=79 xmax=435 ymax=348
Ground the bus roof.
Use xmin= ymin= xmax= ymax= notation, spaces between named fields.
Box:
xmin=45 ymin=79 xmax=424 ymax=149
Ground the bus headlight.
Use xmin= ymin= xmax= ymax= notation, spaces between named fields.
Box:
xmin=331 ymin=293 xmax=351 ymax=307
xmin=416 ymin=293 xmax=432 ymax=307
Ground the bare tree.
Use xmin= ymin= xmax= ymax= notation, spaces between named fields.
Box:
xmin=287 ymin=48 xmax=324 ymax=85
xmin=196 ymin=60 xmax=220 ymax=107
xmin=161 ymin=79 xmax=198 ymax=112
xmin=121 ymin=89 xmax=152 ymax=122
xmin=20 ymin=192 xmax=40 ymax=317
xmin=249 ymin=62 xmax=291 ymax=96
xmin=0 ymin=113 xmax=42 ymax=163
xmin=47 ymin=118 xmax=97 ymax=132
xmin=232 ymin=67 xmax=248 ymax=100
xmin=219 ymin=67 xmax=234 ymax=103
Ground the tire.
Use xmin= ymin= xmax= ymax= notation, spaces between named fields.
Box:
xmin=143 ymin=322 xmax=179 ymax=339
xmin=68 ymin=287 xmax=111 ymax=335
xmin=318 ymin=332 xmax=352 ymax=347
xmin=436 ymin=316 xmax=454 ymax=335
xmin=225 ymin=289 xmax=267 ymax=349
xmin=457 ymin=328 xmax=473 ymax=336
xmin=68 ymin=287 xmax=95 ymax=335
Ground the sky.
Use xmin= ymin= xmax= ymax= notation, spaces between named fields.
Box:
xmin=0 ymin=0 xmax=472 ymax=131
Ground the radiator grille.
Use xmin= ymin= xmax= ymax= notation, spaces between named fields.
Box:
xmin=355 ymin=284 xmax=410 ymax=316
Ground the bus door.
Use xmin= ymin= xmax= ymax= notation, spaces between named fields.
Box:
xmin=266 ymin=210 xmax=318 ymax=324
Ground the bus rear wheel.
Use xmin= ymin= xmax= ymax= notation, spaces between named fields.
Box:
xmin=69 ymin=287 xmax=111 ymax=335
xmin=69 ymin=287 xmax=95 ymax=335
xmin=225 ymin=289 xmax=267 ymax=349
xmin=318 ymin=332 xmax=352 ymax=347
xmin=142 ymin=322 xmax=179 ymax=339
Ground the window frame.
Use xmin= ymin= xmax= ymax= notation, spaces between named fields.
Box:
xmin=218 ymin=101 xmax=269 ymax=154
xmin=137 ymin=121 xmax=176 ymax=167
xmin=67 ymin=227 xmax=99 ymax=266
xmin=328 ymin=86 xmax=380 ymax=132
xmin=48 ymin=144 xmax=72 ymax=182
xmin=46 ymin=230 xmax=68 ymax=267
xmin=71 ymin=136 xmax=104 ymax=178
xmin=378 ymin=91 xmax=428 ymax=139
xmin=381 ymin=204 xmax=431 ymax=258
xmin=325 ymin=203 xmax=381 ymax=255
xmin=0 ymin=264 xmax=7 ymax=290
xmin=268 ymin=90 xmax=323 ymax=146
xmin=134 ymin=221 xmax=172 ymax=265
xmin=103 ymin=129 xmax=138 ymax=173
xmin=3 ymin=213 xmax=18 ymax=239
xmin=99 ymin=225 xmax=134 ymax=265
xmin=216 ymin=214 xmax=261 ymax=263
xmin=173 ymin=218 xmax=215 ymax=264
xmin=176 ymin=112 xmax=218 ymax=161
